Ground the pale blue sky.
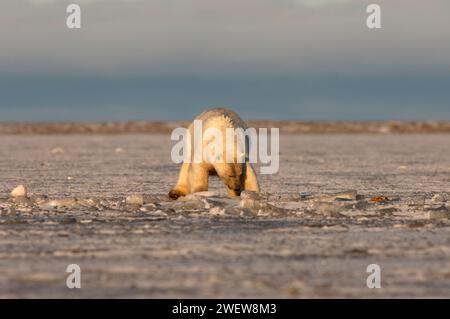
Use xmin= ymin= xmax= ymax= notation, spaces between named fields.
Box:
xmin=0 ymin=0 xmax=449 ymax=121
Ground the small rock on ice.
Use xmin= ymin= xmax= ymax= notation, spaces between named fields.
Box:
xmin=51 ymin=147 xmax=65 ymax=154
xmin=126 ymin=194 xmax=144 ymax=206
xmin=431 ymin=194 xmax=447 ymax=203
xmin=183 ymin=191 xmax=219 ymax=199
xmin=11 ymin=185 xmax=27 ymax=198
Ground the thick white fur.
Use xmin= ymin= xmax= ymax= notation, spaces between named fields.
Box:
xmin=169 ymin=108 xmax=260 ymax=199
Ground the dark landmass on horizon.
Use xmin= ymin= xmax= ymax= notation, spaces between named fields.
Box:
xmin=1 ymin=121 xmax=450 ymax=135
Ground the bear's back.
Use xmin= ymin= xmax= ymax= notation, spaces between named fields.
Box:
xmin=192 ymin=107 xmax=247 ymax=130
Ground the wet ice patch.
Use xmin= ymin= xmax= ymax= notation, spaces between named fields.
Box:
xmin=1 ymin=185 xmax=448 ymax=223
xmin=239 ymin=191 xmax=287 ymax=217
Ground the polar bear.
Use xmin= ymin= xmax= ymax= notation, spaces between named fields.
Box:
xmin=169 ymin=108 xmax=260 ymax=199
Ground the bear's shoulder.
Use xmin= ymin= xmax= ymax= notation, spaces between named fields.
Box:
xmin=195 ymin=107 xmax=247 ymax=129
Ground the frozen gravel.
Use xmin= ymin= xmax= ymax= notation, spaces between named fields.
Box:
xmin=0 ymin=134 xmax=449 ymax=298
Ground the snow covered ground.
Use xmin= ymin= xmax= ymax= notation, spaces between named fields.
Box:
xmin=0 ymin=134 xmax=449 ymax=298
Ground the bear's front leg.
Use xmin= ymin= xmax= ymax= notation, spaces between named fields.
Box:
xmin=168 ymin=162 xmax=190 ymax=199
xmin=188 ymin=163 xmax=209 ymax=193
xmin=244 ymin=162 xmax=260 ymax=192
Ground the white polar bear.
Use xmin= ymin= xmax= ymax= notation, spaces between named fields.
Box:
xmin=169 ymin=108 xmax=260 ymax=199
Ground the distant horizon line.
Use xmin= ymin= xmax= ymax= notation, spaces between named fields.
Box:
xmin=2 ymin=119 xmax=450 ymax=124
xmin=1 ymin=120 xmax=450 ymax=135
